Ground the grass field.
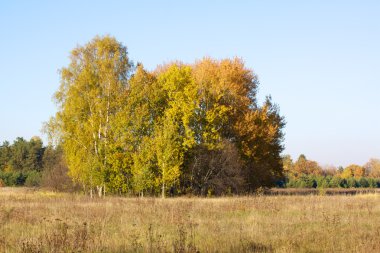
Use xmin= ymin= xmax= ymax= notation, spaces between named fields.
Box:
xmin=0 ymin=188 xmax=379 ymax=253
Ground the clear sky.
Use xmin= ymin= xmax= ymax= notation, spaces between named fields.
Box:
xmin=0 ymin=0 xmax=379 ymax=167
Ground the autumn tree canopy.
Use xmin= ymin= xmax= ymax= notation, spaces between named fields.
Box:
xmin=46 ymin=36 xmax=285 ymax=196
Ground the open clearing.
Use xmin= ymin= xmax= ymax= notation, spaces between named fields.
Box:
xmin=0 ymin=188 xmax=379 ymax=252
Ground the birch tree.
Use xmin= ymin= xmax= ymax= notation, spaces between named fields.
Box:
xmin=51 ymin=36 xmax=133 ymax=196
xmin=154 ymin=64 xmax=197 ymax=197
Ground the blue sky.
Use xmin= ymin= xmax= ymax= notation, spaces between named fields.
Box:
xmin=0 ymin=0 xmax=379 ymax=167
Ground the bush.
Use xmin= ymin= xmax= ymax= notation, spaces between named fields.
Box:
xmin=368 ymin=178 xmax=377 ymax=188
xmin=0 ymin=171 xmax=26 ymax=186
xmin=359 ymin=178 xmax=369 ymax=188
xmin=320 ymin=179 xmax=330 ymax=188
xmin=25 ymin=171 xmax=42 ymax=187
xmin=329 ymin=176 xmax=343 ymax=188
xmin=316 ymin=175 xmax=331 ymax=188
xmin=0 ymin=171 xmax=41 ymax=187
xmin=299 ymin=175 xmax=317 ymax=188
xmin=41 ymin=146 xmax=76 ymax=192
xmin=286 ymin=178 xmax=297 ymax=188
xmin=347 ymin=178 xmax=358 ymax=188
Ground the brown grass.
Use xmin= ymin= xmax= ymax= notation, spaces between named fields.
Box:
xmin=0 ymin=188 xmax=379 ymax=252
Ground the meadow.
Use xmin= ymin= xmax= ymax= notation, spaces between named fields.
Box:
xmin=0 ymin=188 xmax=379 ymax=253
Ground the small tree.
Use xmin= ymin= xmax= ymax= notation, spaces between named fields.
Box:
xmin=359 ymin=178 xmax=369 ymax=188
xmin=346 ymin=177 xmax=358 ymax=188
xmin=364 ymin=158 xmax=380 ymax=178
xmin=155 ymin=120 xmax=182 ymax=198
xmin=25 ymin=171 xmax=42 ymax=187
xmin=41 ymin=146 xmax=74 ymax=191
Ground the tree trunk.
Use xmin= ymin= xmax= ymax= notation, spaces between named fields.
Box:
xmin=162 ymin=182 xmax=165 ymax=198
xmin=97 ymin=186 xmax=103 ymax=198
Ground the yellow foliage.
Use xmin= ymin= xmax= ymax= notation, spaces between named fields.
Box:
xmin=341 ymin=164 xmax=365 ymax=179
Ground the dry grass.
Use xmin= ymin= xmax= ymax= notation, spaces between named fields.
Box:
xmin=0 ymin=188 xmax=379 ymax=252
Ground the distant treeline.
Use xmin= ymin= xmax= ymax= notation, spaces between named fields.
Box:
xmin=280 ymin=154 xmax=380 ymax=188
xmin=0 ymin=137 xmax=73 ymax=191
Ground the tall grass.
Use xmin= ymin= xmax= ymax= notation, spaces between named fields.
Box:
xmin=0 ymin=188 xmax=379 ymax=252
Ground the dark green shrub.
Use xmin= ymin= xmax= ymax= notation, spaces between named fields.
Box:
xmin=358 ymin=178 xmax=369 ymax=188
xmin=0 ymin=171 xmax=27 ymax=186
xmin=346 ymin=178 xmax=358 ymax=188
xmin=25 ymin=171 xmax=41 ymax=187
xmin=286 ymin=178 xmax=297 ymax=188
xmin=327 ymin=176 xmax=340 ymax=188
xmin=367 ymin=178 xmax=377 ymax=188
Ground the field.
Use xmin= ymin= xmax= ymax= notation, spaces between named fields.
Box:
xmin=0 ymin=188 xmax=379 ymax=252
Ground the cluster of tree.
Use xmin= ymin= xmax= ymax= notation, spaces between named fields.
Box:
xmin=0 ymin=137 xmax=44 ymax=186
xmin=0 ymin=138 xmax=73 ymax=190
xmin=44 ymin=36 xmax=285 ymax=197
xmin=281 ymin=155 xmax=380 ymax=188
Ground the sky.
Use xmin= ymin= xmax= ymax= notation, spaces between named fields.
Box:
xmin=0 ymin=0 xmax=379 ymax=167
